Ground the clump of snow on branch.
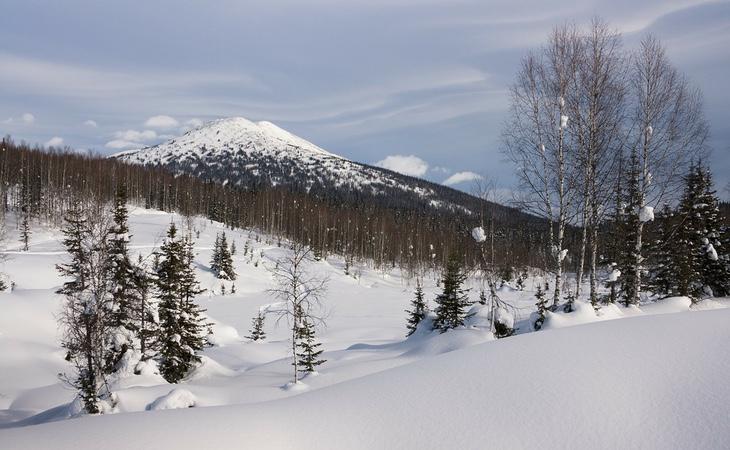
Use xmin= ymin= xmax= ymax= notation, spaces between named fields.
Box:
xmin=607 ymin=269 xmax=621 ymax=283
xmin=639 ymin=206 xmax=654 ymax=223
xmin=646 ymin=125 xmax=653 ymax=137
xmin=706 ymin=243 xmax=718 ymax=261
xmin=560 ymin=115 xmax=569 ymax=129
xmin=471 ymin=226 xmax=486 ymax=243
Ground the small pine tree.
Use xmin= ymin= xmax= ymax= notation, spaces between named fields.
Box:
xmin=432 ymin=255 xmax=472 ymax=333
xmin=296 ymin=317 xmax=326 ymax=374
xmin=210 ymin=233 xmax=222 ymax=276
xmin=247 ymin=310 xmax=266 ymax=341
xmin=218 ymin=233 xmax=236 ymax=281
xmin=19 ymin=205 xmax=31 ymax=251
xmin=534 ymin=282 xmax=548 ymax=331
xmin=405 ymin=280 xmax=427 ymax=336
xmin=230 ymin=240 xmax=237 ymax=255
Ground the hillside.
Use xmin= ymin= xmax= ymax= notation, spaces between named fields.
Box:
xmin=113 ymin=117 xmax=520 ymax=219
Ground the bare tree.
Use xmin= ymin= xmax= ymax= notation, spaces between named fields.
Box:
xmin=503 ymin=24 xmax=582 ymax=307
xmin=267 ymin=242 xmax=328 ymax=384
xmin=622 ymin=35 xmax=709 ymax=304
xmin=570 ymin=19 xmax=627 ymax=305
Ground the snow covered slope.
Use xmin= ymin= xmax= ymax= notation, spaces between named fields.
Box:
xmin=3 ymin=308 xmax=729 ymax=449
xmin=112 ymin=117 xmax=483 ymax=214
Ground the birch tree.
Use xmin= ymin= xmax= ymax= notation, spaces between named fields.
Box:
xmin=267 ymin=242 xmax=328 ymax=384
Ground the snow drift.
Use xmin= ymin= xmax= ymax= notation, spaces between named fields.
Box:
xmin=2 ymin=309 xmax=729 ymax=449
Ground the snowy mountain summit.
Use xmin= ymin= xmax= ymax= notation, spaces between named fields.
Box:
xmin=113 ymin=117 xmax=485 ymax=214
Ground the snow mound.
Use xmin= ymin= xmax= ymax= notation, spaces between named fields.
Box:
xmin=4 ymin=309 xmax=730 ymax=449
xmin=146 ymin=389 xmax=196 ymax=411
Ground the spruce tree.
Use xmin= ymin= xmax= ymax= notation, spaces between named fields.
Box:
xmin=621 ymin=148 xmax=643 ymax=306
xmin=533 ymin=282 xmax=548 ymax=331
xmin=694 ymin=167 xmax=730 ymax=297
xmin=57 ymin=200 xmax=113 ymax=414
xmin=247 ymin=310 xmax=266 ymax=341
xmin=19 ymin=204 xmax=31 ymax=251
xmin=672 ymin=166 xmax=707 ymax=299
xmin=405 ymin=280 xmax=427 ymax=336
xmin=432 ymin=255 xmax=472 ymax=333
xmin=211 ymin=232 xmax=236 ymax=281
xmin=646 ymin=205 xmax=677 ymax=298
xmin=105 ymin=184 xmax=142 ymax=372
xmin=218 ymin=232 xmax=236 ymax=280
xmin=156 ymin=224 xmax=208 ymax=383
xmin=295 ymin=317 xmax=326 ymax=374
xmin=210 ymin=233 xmax=222 ymax=276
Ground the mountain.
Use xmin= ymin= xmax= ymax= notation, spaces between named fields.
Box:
xmin=113 ymin=117 xmax=510 ymax=218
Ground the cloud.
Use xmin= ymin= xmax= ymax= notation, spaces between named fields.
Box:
xmin=84 ymin=119 xmax=98 ymax=127
xmin=443 ymin=171 xmax=483 ymax=186
xmin=374 ymin=154 xmax=429 ymax=177
xmin=45 ymin=136 xmax=63 ymax=147
xmin=145 ymin=115 xmax=179 ymax=129
xmin=105 ymin=139 xmax=142 ymax=150
xmin=113 ymin=129 xmax=157 ymax=142
xmin=21 ymin=113 xmax=35 ymax=124
xmin=2 ymin=118 xmax=12 ymax=124
xmin=106 ymin=128 xmax=160 ymax=149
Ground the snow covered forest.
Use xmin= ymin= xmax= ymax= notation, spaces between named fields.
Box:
xmin=1 ymin=16 xmax=729 ymax=450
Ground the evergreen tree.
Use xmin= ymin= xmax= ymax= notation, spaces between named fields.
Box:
xmin=19 ymin=204 xmax=31 ymax=251
xmin=672 ymin=166 xmax=708 ymax=299
xmin=405 ymin=280 xmax=427 ymax=336
xmin=295 ymin=317 xmax=326 ymax=374
xmin=56 ymin=200 xmax=113 ymax=414
xmin=105 ymin=184 xmax=142 ymax=372
xmin=211 ymin=232 xmax=236 ymax=280
xmin=132 ymin=255 xmax=158 ymax=362
xmin=533 ymin=282 xmax=548 ymax=331
xmin=210 ymin=233 xmax=222 ymax=276
xmin=246 ymin=310 xmax=266 ymax=341
xmin=155 ymin=224 xmax=208 ymax=383
xmin=694 ymin=167 xmax=730 ymax=297
xmin=621 ymin=148 xmax=643 ymax=306
xmin=432 ymin=255 xmax=472 ymax=332
xmin=230 ymin=239 xmax=237 ymax=255
xmin=646 ymin=205 xmax=677 ymax=297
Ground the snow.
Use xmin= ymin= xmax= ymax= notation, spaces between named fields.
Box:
xmin=560 ymin=114 xmax=569 ymax=129
xmin=3 ymin=309 xmax=730 ymax=449
xmin=607 ymin=268 xmax=621 ymax=282
xmin=146 ymin=389 xmax=196 ymax=411
xmin=471 ymin=226 xmax=486 ymax=243
xmin=639 ymin=205 xmax=655 ymax=222
xmin=0 ymin=208 xmax=728 ymax=449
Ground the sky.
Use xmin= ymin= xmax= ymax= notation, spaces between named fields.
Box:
xmin=1 ymin=0 xmax=728 ymax=197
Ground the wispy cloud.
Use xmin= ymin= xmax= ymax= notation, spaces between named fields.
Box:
xmin=443 ymin=171 xmax=483 ymax=186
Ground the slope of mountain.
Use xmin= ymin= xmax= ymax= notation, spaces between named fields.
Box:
xmin=113 ymin=117 xmax=509 ymax=217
